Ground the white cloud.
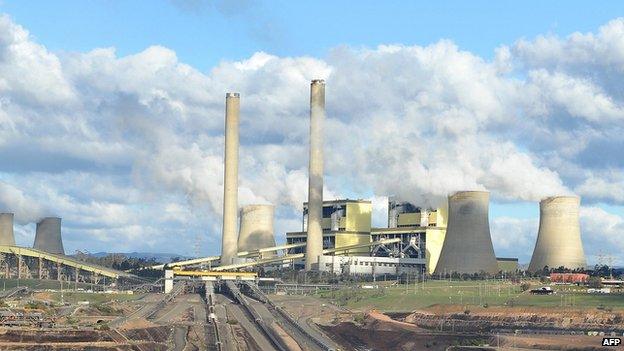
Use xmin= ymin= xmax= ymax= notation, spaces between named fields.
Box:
xmin=580 ymin=206 xmax=624 ymax=266
xmin=0 ymin=14 xmax=623 ymax=259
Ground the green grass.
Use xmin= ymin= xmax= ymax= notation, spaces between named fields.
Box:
xmin=317 ymin=279 xmax=624 ymax=312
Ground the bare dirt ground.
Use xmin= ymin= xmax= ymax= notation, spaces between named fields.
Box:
xmin=0 ymin=326 xmax=171 ymax=350
xmin=499 ymin=334 xmax=613 ymax=350
xmin=404 ymin=304 xmax=624 ymax=332
xmin=271 ymin=294 xmax=621 ymax=351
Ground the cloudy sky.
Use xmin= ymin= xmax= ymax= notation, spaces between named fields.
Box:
xmin=0 ymin=1 xmax=622 ymax=264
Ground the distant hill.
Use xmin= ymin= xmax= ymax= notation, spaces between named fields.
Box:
xmin=86 ymin=252 xmax=192 ymax=263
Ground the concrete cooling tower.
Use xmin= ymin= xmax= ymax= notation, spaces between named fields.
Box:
xmin=434 ymin=191 xmax=499 ymax=275
xmin=0 ymin=213 xmax=16 ymax=246
xmin=33 ymin=217 xmax=65 ymax=255
xmin=528 ymin=196 xmax=586 ymax=272
xmin=237 ymin=205 xmax=276 ymax=258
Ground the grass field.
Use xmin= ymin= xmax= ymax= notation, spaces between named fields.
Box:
xmin=317 ymin=279 xmax=624 ymax=312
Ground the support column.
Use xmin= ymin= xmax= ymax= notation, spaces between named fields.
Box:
xmin=38 ymin=257 xmax=43 ymax=279
xmin=17 ymin=254 xmax=22 ymax=280
xmin=56 ymin=262 xmax=61 ymax=281
xmin=74 ymin=267 xmax=79 ymax=290
xmin=164 ymin=270 xmax=174 ymax=294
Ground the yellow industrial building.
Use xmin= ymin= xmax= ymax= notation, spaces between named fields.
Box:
xmin=286 ymin=198 xmax=449 ymax=274
xmin=287 ymin=199 xmax=373 ymax=256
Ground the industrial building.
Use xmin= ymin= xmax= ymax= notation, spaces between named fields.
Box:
xmin=286 ymin=198 xmax=448 ymax=274
xmin=0 ymin=213 xmax=16 ymax=246
xmin=528 ymin=196 xmax=587 ymax=272
xmin=434 ymin=191 xmax=499 ymax=275
xmin=373 ymin=199 xmax=448 ymax=274
xmin=287 ymin=199 xmax=373 ymax=256
xmin=237 ymin=205 xmax=276 ymax=258
xmin=33 ymin=217 xmax=65 ymax=255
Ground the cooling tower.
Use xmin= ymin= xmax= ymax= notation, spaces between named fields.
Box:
xmin=0 ymin=213 xmax=16 ymax=246
xmin=33 ymin=217 xmax=65 ymax=255
xmin=305 ymin=79 xmax=325 ymax=271
xmin=434 ymin=191 xmax=498 ymax=275
xmin=528 ymin=196 xmax=586 ymax=272
xmin=220 ymin=92 xmax=240 ymax=265
xmin=237 ymin=205 xmax=276 ymax=257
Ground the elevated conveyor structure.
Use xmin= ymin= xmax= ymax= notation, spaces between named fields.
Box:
xmin=0 ymin=245 xmax=134 ymax=279
xmin=153 ymin=242 xmax=308 ymax=270
xmin=211 ymin=238 xmax=402 ymax=271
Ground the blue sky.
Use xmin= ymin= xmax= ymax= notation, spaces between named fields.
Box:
xmin=3 ymin=1 xmax=623 ymax=70
xmin=0 ymin=1 xmax=623 ymax=264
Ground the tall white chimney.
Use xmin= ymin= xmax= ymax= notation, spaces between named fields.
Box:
xmin=220 ymin=92 xmax=240 ymax=265
xmin=305 ymin=80 xmax=325 ymax=271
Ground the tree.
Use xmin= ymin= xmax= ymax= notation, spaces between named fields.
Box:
xmin=587 ymin=277 xmax=602 ymax=289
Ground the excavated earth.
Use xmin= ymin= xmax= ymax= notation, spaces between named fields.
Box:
xmin=319 ymin=311 xmax=489 ymax=351
xmin=403 ymin=305 xmax=624 ymax=333
xmin=0 ymin=326 xmax=171 ymax=350
xmin=318 ymin=308 xmax=620 ymax=351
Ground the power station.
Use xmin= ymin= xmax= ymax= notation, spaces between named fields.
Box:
xmin=0 ymin=79 xmax=590 ymax=286
xmin=528 ymin=196 xmax=586 ymax=272
xmin=171 ymin=79 xmax=586 ymax=278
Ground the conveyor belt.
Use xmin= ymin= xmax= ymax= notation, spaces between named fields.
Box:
xmin=0 ymin=245 xmax=134 ymax=279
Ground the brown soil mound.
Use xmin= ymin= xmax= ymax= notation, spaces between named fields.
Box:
xmin=123 ymin=326 xmax=170 ymax=342
xmin=404 ymin=305 xmax=624 ymax=332
xmin=321 ymin=321 xmax=488 ymax=351
xmin=0 ymin=329 xmax=113 ymax=343
xmin=321 ymin=310 xmax=488 ymax=351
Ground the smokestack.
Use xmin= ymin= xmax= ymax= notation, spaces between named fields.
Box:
xmin=305 ymin=79 xmax=325 ymax=271
xmin=0 ymin=213 xmax=16 ymax=246
xmin=528 ymin=196 xmax=586 ymax=272
xmin=434 ymin=191 xmax=498 ymax=274
xmin=237 ymin=205 xmax=276 ymax=258
xmin=33 ymin=217 xmax=64 ymax=255
xmin=221 ymin=92 xmax=240 ymax=265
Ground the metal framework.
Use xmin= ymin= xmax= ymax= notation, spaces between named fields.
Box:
xmin=0 ymin=245 xmax=133 ymax=279
xmin=154 ymin=242 xmax=308 ymax=270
